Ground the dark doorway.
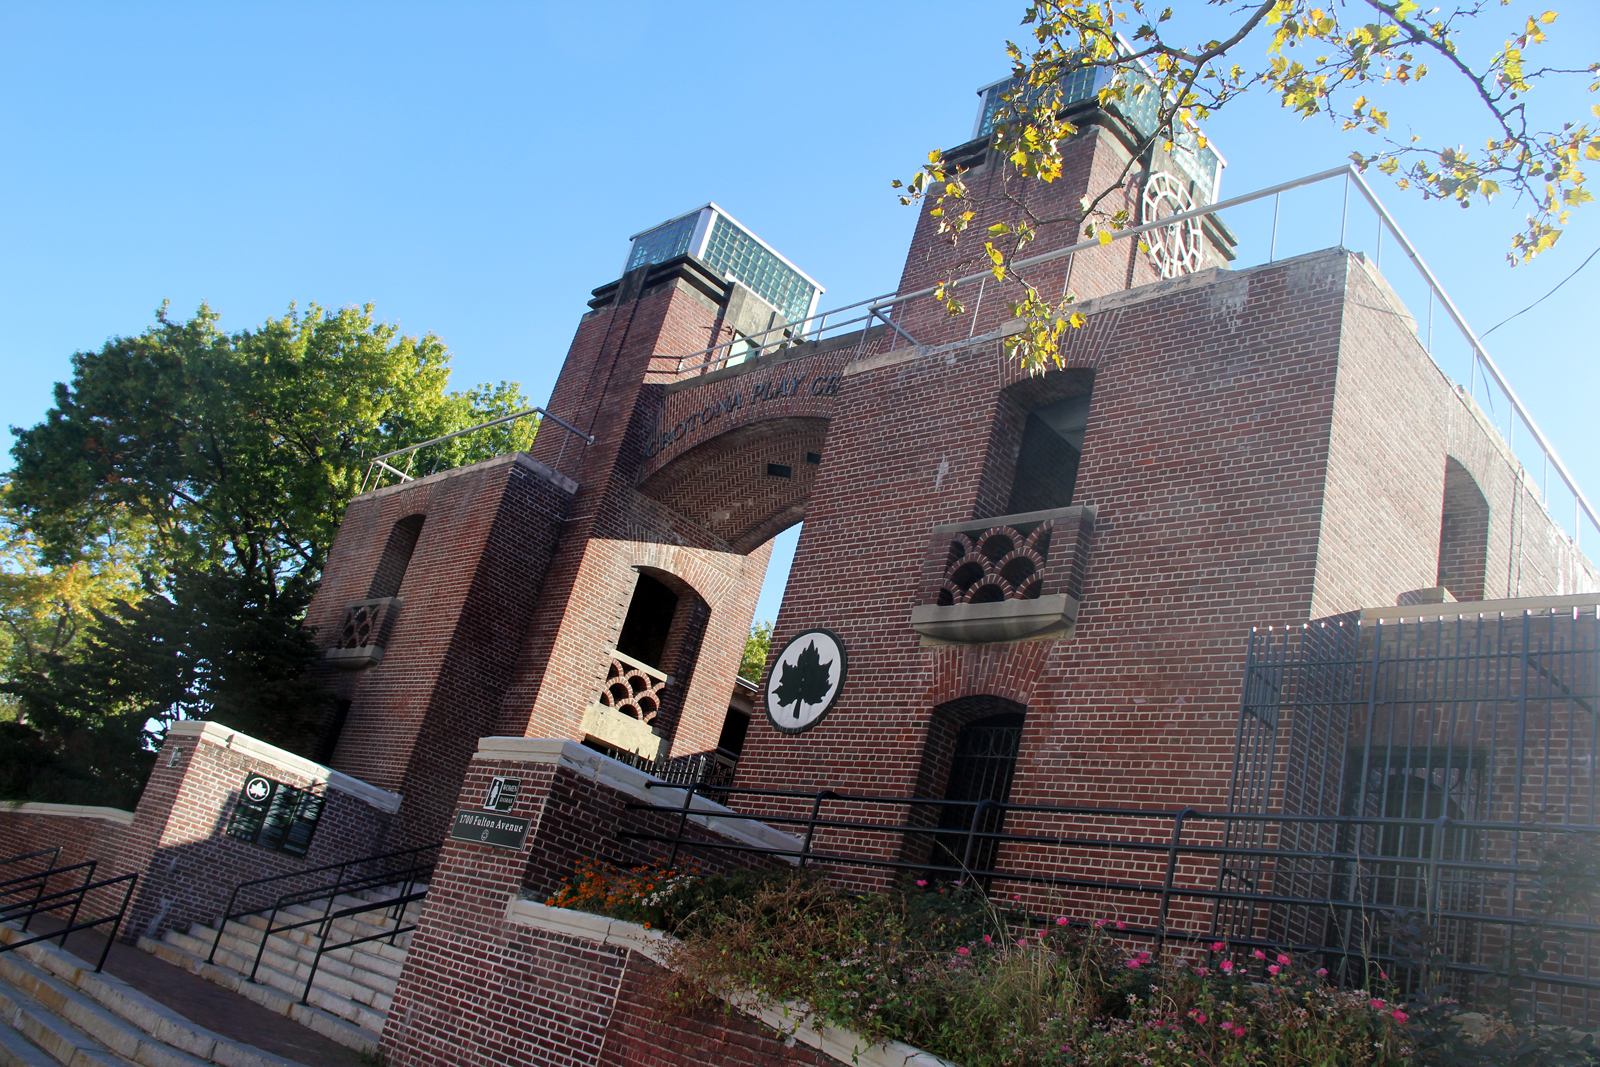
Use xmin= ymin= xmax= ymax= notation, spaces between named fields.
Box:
xmin=616 ymin=574 xmax=680 ymax=669
xmin=929 ymin=711 xmax=1026 ymax=882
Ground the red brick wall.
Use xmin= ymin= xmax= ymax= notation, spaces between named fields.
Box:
xmin=383 ymin=742 xmax=810 ymax=1067
xmin=123 ymin=725 xmax=395 ymax=940
xmin=309 ymin=453 xmax=575 ymax=845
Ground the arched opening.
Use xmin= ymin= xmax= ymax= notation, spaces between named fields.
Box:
xmin=637 ymin=416 xmax=825 ymax=552
xmin=369 ymin=514 xmax=425 ymax=599
xmin=908 ymin=696 xmax=1028 ymax=883
xmin=585 ymin=568 xmax=712 ymax=767
xmin=1436 ymin=458 xmax=1488 ymax=603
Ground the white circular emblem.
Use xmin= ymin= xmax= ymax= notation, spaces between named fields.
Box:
xmin=763 ymin=628 xmax=847 ymax=735
xmin=243 ymin=775 xmax=273 ymax=804
xmin=1141 ymin=171 xmax=1203 ymax=279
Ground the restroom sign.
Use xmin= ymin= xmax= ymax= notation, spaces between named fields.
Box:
xmin=764 ymin=628 xmax=847 ymax=735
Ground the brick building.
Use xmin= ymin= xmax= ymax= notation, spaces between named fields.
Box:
xmin=4 ymin=72 xmax=1596 ymax=1065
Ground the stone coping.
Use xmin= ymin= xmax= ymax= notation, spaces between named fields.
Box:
xmin=1361 ymin=591 xmax=1600 ymax=622
xmin=474 ymin=737 xmax=803 ymax=861
xmin=170 ymin=721 xmax=404 ymax=814
xmin=0 ymin=801 xmax=136 ymax=826
xmin=504 ymin=898 xmax=958 ymax=1067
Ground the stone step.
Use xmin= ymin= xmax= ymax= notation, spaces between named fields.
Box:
xmin=230 ymin=909 xmax=413 ymax=962
xmin=137 ymin=939 xmax=380 ymax=1055
xmin=0 ymin=967 xmax=136 ymax=1066
xmin=169 ymin=926 xmax=396 ymax=1008
xmin=0 ymin=924 xmax=313 ymax=1067
xmin=163 ymin=932 xmax=388 ymax=1033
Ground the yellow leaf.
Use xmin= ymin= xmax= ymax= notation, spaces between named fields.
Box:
xmin=1068 ymin=312 xmax=1086 ymax=328
xmin=1098 ymin=231 xmax=1114 ymax=247
xmin=1540 ymin=9 xmax=1557 ymax=23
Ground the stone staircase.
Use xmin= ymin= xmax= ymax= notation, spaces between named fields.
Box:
xmin=0 ymin=923 xmax=310 ymax=1067
xmin=137 ymin=886 xmax=423 ymax=1055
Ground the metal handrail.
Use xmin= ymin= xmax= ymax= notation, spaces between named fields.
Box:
xmin=653 ymin=164 xmax=1596 ymax=549
xmin=617 ymin=780 xmax=1600 ymax=997
xmin=0 ymin=871 xmax=138 ymax=973
xmin=359 ymin=407 xmax=595 ymax=493
xmin=208 ymin=843 xmax=438 ymax=964
xmin=0 ymin=846 xmax=61 ymax=874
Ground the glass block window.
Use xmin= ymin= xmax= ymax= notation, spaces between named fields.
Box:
xmin=976 ymin=66 xmax=1102 ymax=139
xmin=625 ymin=212 xmax=698 ymax=273
xmin=701 ymin=215 xmax=816 ymax=324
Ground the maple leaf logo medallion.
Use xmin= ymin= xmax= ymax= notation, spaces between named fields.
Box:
xmin=762 ymin=628 xmax=848 ymax=735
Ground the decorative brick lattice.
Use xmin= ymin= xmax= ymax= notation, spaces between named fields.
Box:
xmin=598 ymin=651 xmax=667 ymax=723
xmin=336 ymin=597 xmax=401 ymax=650
xmin=937 ymin=521 xmax=1053 ymax=605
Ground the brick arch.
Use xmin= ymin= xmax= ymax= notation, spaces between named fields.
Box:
xmin=637 ymin=416 xmax=828 ymax=553
xmin=921 ymin=640 xmax=1055 ymax=713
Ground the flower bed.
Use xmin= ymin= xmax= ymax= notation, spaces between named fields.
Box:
xmin=545 ymin=861 xmax=1599 ymax=1067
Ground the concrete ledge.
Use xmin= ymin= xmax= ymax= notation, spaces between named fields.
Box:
xmin=1361 ymin=591 xmax=1600 ymax=622
xmin=505 ymin=900 xmax=959 ymax=1067
xmin=473 ymin=737 xmax=803 ymax=860
xmin=170 ymin=721 xmax=403 ymax=814
xmin=910 ymin=594 xmax=1079 ymax=646
xmin=579 ymin=703 xmax=664 ymax=761
xmin=0 ymin=802 xmax=136 ymax=826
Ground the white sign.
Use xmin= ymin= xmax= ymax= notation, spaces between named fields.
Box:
xmin=763 ymin=628 xmax=847 ymax=735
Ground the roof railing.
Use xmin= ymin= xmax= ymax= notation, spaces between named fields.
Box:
xmin=661 ymin=164 xmax=1596 ymax=553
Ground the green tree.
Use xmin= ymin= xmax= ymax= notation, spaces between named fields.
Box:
xmin=740 ymin=621 xmax=773 ymax=683
xmin=898 ymin=2 xmax=1598 ymax=370
xmin=2 ymin=303 xmax=537 ymax=803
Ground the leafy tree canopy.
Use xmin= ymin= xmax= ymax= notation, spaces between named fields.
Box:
xmin=1 ymin=303 xmax=536 ymax=804
xmin=896 ymin=1 xmax=1598 ymax=370
xmin=8 ymin=301 xmax=536 ymax=606
xmin=740 ymin=621 xmax=773 ymax=683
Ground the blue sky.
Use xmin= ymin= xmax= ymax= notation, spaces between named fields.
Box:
xmin=2 ymin=2 xmax=1595 ymax=625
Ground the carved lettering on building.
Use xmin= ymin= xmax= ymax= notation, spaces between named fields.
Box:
xmin=647 ymin=375 xmax=843 ymax=459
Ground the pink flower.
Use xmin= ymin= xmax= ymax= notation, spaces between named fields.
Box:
xmin=1252 ymin=950 xmax=1266 ymax=960
xmin=1114 ymin=921 xmax=1126 ymax=930
xmin=1219 ymin=960 xmax=1234 ymax=973
xmin=1012 ymin=894 xmax=1022 ymax=900
xmin=1126 ymin=959 xmax=1142 ymax=969
xmin=1094 ymin=919 xmax=1108 ymax=928
xmin=1268 ymin=965 xmax=1280 ymax=975
xmin=915 ymin=880 xmax=927 ymax=887
xmin=1316 ymin=968 xmax=1328 ymax=977
xmin=1194 ymin=966 xmax=1210 ymax=977
xmin=1277 ymin=954 xmax=1291 ymax=965
xmin=982 ymin=934 xmax=992 ymax=943
xmin=1390 ymin=1010 xmax=1409 ymax=1024
xmin=956 ymin=946 xmax=970 ymax=956
xmin=1017 ymin=939 xmax=1028 ymax=948
xmin=1370 ymin=999 xmax=1385 ymax=1010
xmin=1188 ymin=1011 xmax=1207 ymax=1024
xmin=1210 ymin=941 xmax=1226 ymax=952
xmin=1056 ymin=916 xmax=1069 ymax=925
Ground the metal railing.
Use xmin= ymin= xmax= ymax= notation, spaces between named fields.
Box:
xmin=209 ymin=844 xmax=437 ymax=1003
xmin=618 ymin=782 xmax=1600 ymax=1010
xmin=360 ymin=407 xmax=594 ymax=493
xmin=655 ymin=164 xmax=1596 ymax=552
xmin=0 ymin=854 xmax=138 ymax=973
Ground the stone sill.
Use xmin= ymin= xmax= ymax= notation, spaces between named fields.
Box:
xmin=324 ymin=645 xmax=385 ymax=670
xmin=1361 ymin=591 xmax=1600 ymax=623
xmin=505 ymin=898 xmax=959 ymax=1067
xmin=168 ymin=721 xmax=404 ymax=814
xmin=0 ymin=801 xmax=135 ymax=825
xmin=910 ymin=593 xmax=1079 ymax=647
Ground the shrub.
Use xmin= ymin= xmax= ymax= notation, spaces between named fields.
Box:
xmin=546 ymin=862 xmax=1599 ymax=1067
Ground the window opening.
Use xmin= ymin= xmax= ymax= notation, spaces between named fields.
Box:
xmin=368 ymin=515 xmax=424 ymax=599
xmin=930 ymin=712 xmax=1025 ymax=882
xmin=615 ymin=573 xmax=680 ymax=670
xmin=1007 ymin=393 xmax=1091 ymax=514
xmin=717 ymin=708 xmax=751 ymax=758
xmin=1436 ymin=458 xmax=1489 ymax=602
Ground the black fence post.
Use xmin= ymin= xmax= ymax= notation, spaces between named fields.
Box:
xmin=799 ymin=791 xmax=835 ymax=869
